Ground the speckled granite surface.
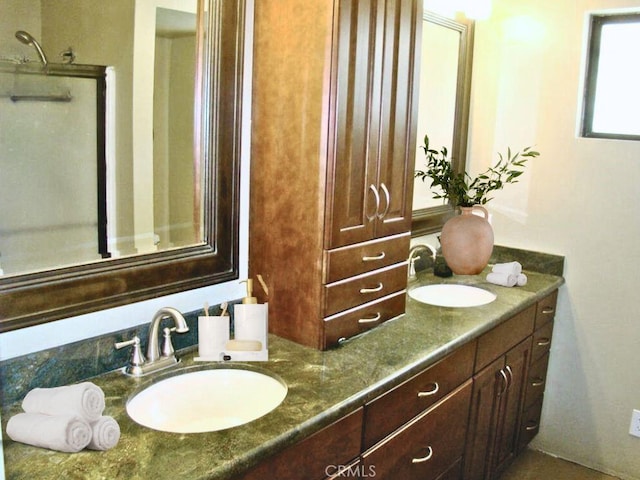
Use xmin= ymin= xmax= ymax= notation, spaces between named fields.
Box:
xmin=1 ymin=265 xmax=564 ymax=480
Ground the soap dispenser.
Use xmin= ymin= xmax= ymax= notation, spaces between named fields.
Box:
xmin=229 ymin=278 xmax=269 ymax=360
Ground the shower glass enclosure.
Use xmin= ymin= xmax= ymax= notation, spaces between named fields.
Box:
xmin=0 ymin=62 xmax=108 ymax=274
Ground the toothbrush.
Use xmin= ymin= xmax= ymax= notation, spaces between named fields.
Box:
xmin=220 ymin=301 xmax=228 ymax=316
xmin=204 ymin=302 xmax=210 ymax=317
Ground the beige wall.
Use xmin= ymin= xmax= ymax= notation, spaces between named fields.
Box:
xmin=469 ymin=0 xmax=640 ymax=478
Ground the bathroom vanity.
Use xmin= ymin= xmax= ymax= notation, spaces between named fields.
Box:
xmin=1 ymin=266 xmax=563 ymax=480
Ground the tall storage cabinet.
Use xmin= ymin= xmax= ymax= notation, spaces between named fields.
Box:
xmin=250 ymin=0 xmax=421 ymax=349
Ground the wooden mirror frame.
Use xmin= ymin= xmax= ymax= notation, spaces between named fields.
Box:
xmin=411 ymin=12 xmax=474 ymax=236
xmin=0 ymin=0 xmax=245 ymax=333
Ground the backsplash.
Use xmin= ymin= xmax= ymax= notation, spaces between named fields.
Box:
xmin=0 ymin=300 xmax=240 ymax=407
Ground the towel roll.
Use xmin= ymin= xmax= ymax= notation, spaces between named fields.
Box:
xmin=492 ymin=261 xmax=522 ymax=275
xmin=517 ymin=273 xmax=528 ymax=286
xmin=22 ymin=382 xmax=105 ymax=422
xmin=87 ymin=416 xmax=120 ymax=451
xmin=486 ymin=272 xmax=517 ymax=287
xmin=6 ymin=413 xmax=92 ymax=453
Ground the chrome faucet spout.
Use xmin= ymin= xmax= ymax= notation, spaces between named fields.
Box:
xmin=146 ymin=307 xmax=189 ymax=362
xmin=408 ymin=244 xmax=437 ymax=279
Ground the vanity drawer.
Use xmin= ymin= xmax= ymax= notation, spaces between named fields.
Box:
xmin=475 ymin=304 xmax=536 ymax=372
xmin=323 ymin=291 xmax=406 ymax=349
xmin=524 ymin=352 xmax=550 ymax=409
xmin=324 ymin=233 xmax=410 ymax=283
xmin=236 ymin=408 xmax=363 ymax=480
xmin=535 ymin=290 xmax=558 ymax=329
xmin=323 ymin=263 xmax=408 ymax=316
xmin=362 ymin=381 xmax=472 ymax=480
xmin=531 ymin=320 xmax=554 ymax=362
xmin=518 ymin=396 xmax=544 ymax=451
xmin=363 ymin=340 xmax=476 ymax=450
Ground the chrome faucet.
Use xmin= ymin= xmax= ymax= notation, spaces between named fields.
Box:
xmin=115 ymin=307 xmax=189 ymax=376
xmin=408 ymin=244 xmax=437 ymax=279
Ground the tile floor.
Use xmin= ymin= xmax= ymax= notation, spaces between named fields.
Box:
xmin=500 ymin=449 xmax=621 ymax=480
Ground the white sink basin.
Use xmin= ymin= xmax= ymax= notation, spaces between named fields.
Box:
xmin=126 ymin=367 xmax=287 ymax=433
xmin=409 ymin=284 xmax=496 ymax=308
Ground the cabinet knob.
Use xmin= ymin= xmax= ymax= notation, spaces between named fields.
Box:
xmin=411 ymin=446 xmax=433 ymax=464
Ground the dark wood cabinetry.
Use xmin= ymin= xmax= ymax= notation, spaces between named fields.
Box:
xmin=250 ymin=0 xmax=421 ymax=350
xmin=233 ymin=290 xmax=559 ymax=480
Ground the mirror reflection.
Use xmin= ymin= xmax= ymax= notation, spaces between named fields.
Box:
xmin=0 ymin=0 xmax=201 ymax=276
xmin=412 ymin=10 xmax=474 ymax=236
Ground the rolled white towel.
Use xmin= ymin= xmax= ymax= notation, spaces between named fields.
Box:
xmin=87 ymin=416 xmax=120 ymax=451
xmin=517 ymin=273 xmax=528 ymax=286
xmin=486 ymin=272 xmax=517 ymax=287
xmin=492 ymin=261 xmax=522 ymax=276
xmin=6 ymin=413 xmax=92 ymax=453
xmin=22 ymin=382 xmax=105 ymax=422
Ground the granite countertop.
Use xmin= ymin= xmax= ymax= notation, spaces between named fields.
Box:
xmin=2 ymin=267 xmax=564 ymax=480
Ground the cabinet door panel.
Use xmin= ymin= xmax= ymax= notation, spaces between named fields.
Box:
xmin=375 ymin=0 xmax=421 ymax=239
xmin=327 ymin=0 xmax=379 ymax=248
xmin=492 ymin=340 xmax=531 ymax=477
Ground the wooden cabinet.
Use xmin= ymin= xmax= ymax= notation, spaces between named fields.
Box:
xmin=236 ymin=408 xmax=363 ymax=480
xmin=232 ymin=290 xmax=559 ymax=480
xmin=250 ymin=0 xmax=421 ymax=349
xmin=362 ymin=341 xmax=476 ymax=480
xmin=464 ymin=292 xmax=558 ymax=480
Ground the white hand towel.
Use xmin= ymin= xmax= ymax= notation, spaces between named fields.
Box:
xmin=486 ymin=272 xmax=517 ymax=287
xmin=87 ymin=416 xmax=120 ymax=451
xmin=6 ymin=413 xmax=92 ymax=453
xmin=22 ymin=382 xmax=105 ymax=422
xmin=492 ymin=261 xmax=522 ymax=276
xmin=517 ymin=273 xmax=528 ymax=286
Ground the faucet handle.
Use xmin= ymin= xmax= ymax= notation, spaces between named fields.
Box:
xmin=161 ymin=327 xmax=176 ymax=358
xmin=115 ymin=336 xmax=146 ymax=368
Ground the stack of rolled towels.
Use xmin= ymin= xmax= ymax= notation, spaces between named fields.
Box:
xmin=486 ymin=261 xmax=527 ymax=287
xmin=6 ymin=382 xmax=120 ymax=453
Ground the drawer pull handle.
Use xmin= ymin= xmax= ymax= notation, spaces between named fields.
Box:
xmin=412 ymin=446 xmax=433 ymax=464
xmin=360 ymin=283 xmax=383 ymax=294
xmin=362 ymin=252 xmax=386 ymax=262
xmin=542 ymin=306 xmax=555 ymax=314
xmin=417 ymin=382 xmax=439 ymax=397
xmin=358 ymin=313 xmax=382 ymax=324
xmin=531 ymin=377 xmax=545 ymax=387
xmin=537 ymin=338 xmax=551 ymax=346
xmin=525 ymin=422 xmax=539 ymax=432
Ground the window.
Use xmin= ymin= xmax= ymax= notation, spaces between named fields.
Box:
xmin=582 ymin=13 xmax=640 ymax=140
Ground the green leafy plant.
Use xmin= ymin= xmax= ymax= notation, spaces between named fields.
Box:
xmin=414 ymin=135 xmax=540 ymax=208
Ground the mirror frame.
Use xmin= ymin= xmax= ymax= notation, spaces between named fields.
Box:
xmin=411 ymin=12 xmax=474 ymax=236
xmin=0 ymin=0 xmax=245 ymax=333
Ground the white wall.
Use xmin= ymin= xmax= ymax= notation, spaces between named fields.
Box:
xmin=469 ymin=1 xmax=640 ymax=478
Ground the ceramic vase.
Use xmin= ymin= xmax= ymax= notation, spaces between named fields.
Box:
xmin=440 ymin=205 xmax=494 ymax=275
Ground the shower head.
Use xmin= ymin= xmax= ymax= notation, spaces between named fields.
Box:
xmin=15 ymin=30 xmax=48 ymax=65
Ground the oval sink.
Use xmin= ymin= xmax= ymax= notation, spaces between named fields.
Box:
xmin=126 ymin=367 xmax=287 ymax=433
xmin=409 ymin=284 xmax=496 ymax=308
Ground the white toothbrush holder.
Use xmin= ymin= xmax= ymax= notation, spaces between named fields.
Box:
xmin=196 ymin=315 xmax=230 ymax=360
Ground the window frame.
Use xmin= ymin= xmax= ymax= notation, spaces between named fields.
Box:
xmin=582 ymin=12 xmax=640 ymax=141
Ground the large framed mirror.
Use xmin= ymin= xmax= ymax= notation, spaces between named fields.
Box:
xmin=0 ymin=0 xmax=246 ymax=332
xmin=411 ymin=11 xmax=474 ymax=236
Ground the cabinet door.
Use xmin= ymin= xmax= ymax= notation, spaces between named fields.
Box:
xmin=464 ymin=340 xmax=531 ymax=480
xmin=327 ymin=0 xmax=380 ymax=248
xmin=492 ymin=339 xmax=531 ymax=477
xmin=373 ymin=0 xmax=421 ymax=239
xmin=327 ymin=0 xmax=420 ymax=248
